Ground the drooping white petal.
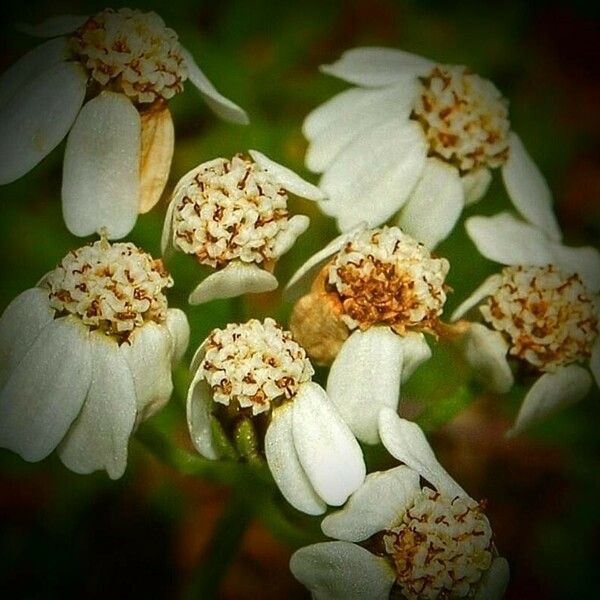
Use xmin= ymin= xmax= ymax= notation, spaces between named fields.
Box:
xmin=0 ymin=37 xmax=69 ymax=109
xmin=188 ymin=261 xmax=278 ymax=305
xmin=321 ymin=465 xmax=420 ymax=542
xmin=18 ymin=14 xmax=89 ymax=37
xmin=292 ymin=382 xmax=366 ymax=506
xmin=400 ymin=333 xmax=432 ymax=383
xmin=249 ymin=149 xmax=325 ymax=200
xmin=462 ymin=323 xmax=513 ymax=394
xmin=475 ymin=557 xmax=510 ymax=600
xmin=290 ymin=542 xmax=395 ymax=600
xmin=190 ymin=338 xmax=208 ymax=375
xmin=378 ymin=408 xmax=466 ymax=498
xmin=396 ymin=157 xmax=464 ymax=249
xmin=0 ymin=288 xmax=54 ymax=389
xmin=186 ymin=370 xmax=218 ymax=459
xmin=461 ymin=167 xmax=492 ymax=206
xmin=591 ymin=338 xmax=600 ymax=390
xmin=320 ymin=119 xmax=428 ymax=232
xmin=120 ymin=322 xmax=173 ymax=423
xmin=161 ymin=198 xmax=176 ymax=255
xmin=451 ymin=274 xmax=503 ymax=321
xmin=502 ymin=133 xmax=561 ymax=241
xmin=508 ymin=365 xmax=592 ymax=437
xmin=305 ymin=81 xmax=419 ymax=173
xmin=0 ymin=316 xmax=91 ymax=462
xmin=0 ymin=61 xmax=86 ymax=185
xmin=165 ymin=308 xmax=190 ymax=365
xmin=265 ymin=404 xmax=326 ymax=515
xmin=550 ymin=243 xmax=600 ymax=294
xmin=62 ymin=91 xmax=141 ymax=239
xmin=58 ymin=333 xmax=137 ymax=479
xmin=320 ymin=47 xmax=434 ymax=87
xmin=271 ymin=215 xmax=310 ymax=257
xmin=466 ymin=213 xmax=555 ymax=267
xmin=326 ymin=326 xmax=404 ymax=444
xmin=181 ymin=47 xmax=248 ymax=125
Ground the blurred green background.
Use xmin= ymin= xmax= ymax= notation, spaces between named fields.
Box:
xmin=0 ymin=0 xmax=598 ymax=598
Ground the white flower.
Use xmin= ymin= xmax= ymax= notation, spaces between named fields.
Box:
xmin=453 ymin=215 xmax=600 ymax=435
xmin=0 ymin=238 xmax=189 ymax=478
xmin=186 ymin=318 xmax=365 ymax=515
xmin=287 ymin=225 xmax=448 ymax=444
xmin=162 ymin=150 xmax=325 ymax=304
xmin=303 ymin=47 xmax=561 ymax=248
xmin=0 ymin=8 xmax=248 ymax=239
xmin=290 ymin=408 xmax=509 ymax=600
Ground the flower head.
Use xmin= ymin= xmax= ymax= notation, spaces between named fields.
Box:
xmin=187 ymin=318 xmax=365 ymax=515
xmin=0 ymin=239 xmax=189 ymax=478
xmin=0 ymin=9 xmax=248 ymax=239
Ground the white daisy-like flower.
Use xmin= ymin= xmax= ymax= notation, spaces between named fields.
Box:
xmin=287 ymin=225 xmax=449 ymax=444
xmin=162 ymin=150 xmax=326 ymax=304
xmin=0 ymin=8 xmax=248 ymax=239
xmin=0 ymin=238 xmax=189 ymax=478
xmin=186 ymin=318 xmax=365 ymax=515
xmin=290 ymin=408 xmax=509 ymax=600
xmin=452 ymin=213 xmax=600 ymax=436
xmin=303 ymin=47 xmax=561 ymax=248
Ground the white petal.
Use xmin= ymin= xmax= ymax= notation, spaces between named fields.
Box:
xmin=181 ymin=47 xmax=249 ymax=125
xmin=0 ymin=61 xmax=86 ymax=184
xmin=186 ymin=370 xmax=218 ymax=459
xmin=475 ymin=557 xmax=510 ymax=600
xmin=292 ymin=382 xmax=365 ymax=506
xmin=462 ymin=323 xmax=513 ymax=394
xmin=326 ymin=326 xmax=404 ymax=444
xmin=396 ymin=157 xmax=464 ymax=248
xmin=451 ymin=274 xmax=503 ymax=321
xmin=502 ymin=133 xmax=561 ymax=241
xmin=400 ymin=333 xmax=432 ymax=383
xmin=591 ymin=338 xmax=600 ymax=390
xmin=462 ymin=167 xmax=492 ymax=206
xmin=305 ymin=81 xmax=419 ymax=173
xmin=249 ymin=149 xmax=325 ymax=200
xmin=0 ymin=316 xmax=91 ymax=462
xmin=188 ymin=261 xmax=278 ymax=305
xmin=165 ymin=308 xmax=190 ymax=365
xmin=271 ymin=215 xmax=310 ymax=257
xmin=59 ymin=333 xmax=136 ymax=479
xmin=320 ymin=47 xmax=434 ymax=87
xmin=378 ymin=408 xmax=465 ymax=498
xmin=161 ymin=198 xmax=176 ymax=255
xmin=0 ymin=288 xmax=54 ymax=389
xmin=290 ymin=542 xmax=395 ymax=600
xmin=508 ymin=366 xmax=592 ymax=437
xmin=190 ymin=338 xmax=209 ymax=375
xmin=120 ymin=323 xmax=173 ymax=423
xmin=550 ymin=243 xmax=600 ymax=294
xmin=18 ymin=14 xmax=89 ymax=37
xmin=62 ymin=91 xmax=141 ymax=239
xmin=0 ymin=37 xmax=69 ymax=109
xmin=265 ymin=404 xmax=326 ymax=515
xmin=321 ymin=465 xmax=420 ymax=542
xmin=320 ymin=119 xmax=428 ymax=232
xmin=466 ymin=213 xmax=555 ymax=267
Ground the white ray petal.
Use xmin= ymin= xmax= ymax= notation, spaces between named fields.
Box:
xmin=378 ymin=408 xmax=466 ymax=498
xmin=161 ymin=198 xmax=176 ymax=255
xmin=326 ymin=326 xmax=404 ymax=444
xmin=190 ymin=338 xmax=209 ymax=375
xmin=265 ymin=404 xmax=326 ymax=515
xmin=320 ymin=47 xmax=434 ymax=87
xmin=508 ymin=365 xmax=592 ymax=437
xmin=550 ymin=243 xmax=600 ymax=294
xmin=475 ymin=557 xmax=510 ymax=600
xmin=451 ymin=274 xmax=503 ymax=321
xmin=271 ymin=215 xmax=310 ymax=258
xmin=0 ymin=316 xmax=91 ymax=462
xmin=18 ymin=14 xmax=89 ymax=38
xmin=322 ymin=465 xmax=420 ymax=542
xmin=320 ymin=119 xmax=428 ymax=232
xmin=62 ymin=91 xmax=141 ymax=239
xmin=0 ymin=61 xmax=86 ymax=184
xmin=181 ymin=47 xmax=248 ymax=125
xmin=591 ymin=338 xmax=600 ymax=390
xmin=186 ymin=370 xmax=218 ymax=459
xmin=461 ymin=167 xmax=492 ymax=206
xmin=59 ymin=333 xmax=137 ymax=479
xmin=502 ymin=133 xmax=561 ymax=241
xmin=400 ymin=333 xmax=432 ymax=383
xmin=165 ymin=308 xmax=190 ymax=365
xmin=396 ymin=157 xmax=464 ymax=249
xmin=188 ymin=261 xmax=278 ymax=305
xmin=292 ymin=382 xmax=365 ymax=506
xmin=290 ymin=542 xmax=395 ymax=600
xmin=249 ymin=149 xmax=325 ymax=200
